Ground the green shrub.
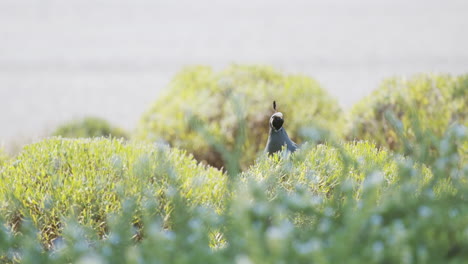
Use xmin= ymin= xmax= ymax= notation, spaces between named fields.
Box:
xmin=2 ymin=71 xmax=468 ymax=263
xmin=243 ymin=141 xmax=402 ymax=200
xmin=225 ymin=152 xmax=468 ymax=263
xmin=0 ymin=125 xmax=466 ymax=263
xmin=52 ymin=117 xmax=129 ymax=139
xmin=0 ymin=138 xmax=226 ymax=247
xmin=1 ymin=139 xmax=404 ymax=251
xmin=136 ymin=65 xmax=343 ymax=169
xmin=348 ymin=74 xmax=468 ymax=157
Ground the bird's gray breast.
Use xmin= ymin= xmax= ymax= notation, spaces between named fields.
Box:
xmin=265 ymin=128 xmax=297 ymax=155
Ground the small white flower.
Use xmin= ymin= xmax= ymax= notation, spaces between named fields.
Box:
xmin=449 ymin=209 xmax=459 ymax=218
xmin=77 ymin=255 xmax=105 ymax=264
xmin=370 ymin=214 xmax=383 ymax=226
xmin=372 ymin=241 xmax=384 ymax=254
xmin=363 ymin=171 xmax=384 ymax=189
xmin=236 ymin=255 xmax=253 ymax=264
xmin=318 ymin=219 xmax=331 ymax=233
xmin=418 ymin=206 xmax=432 ymax=218
xmin=294 ymin=239 xmax=322 ymax=255
xmin=324 ymin=207 xmax=334 ymax=217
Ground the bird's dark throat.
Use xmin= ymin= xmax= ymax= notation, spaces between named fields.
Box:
xmin=272 ymin=117 xmax=284 ymax=130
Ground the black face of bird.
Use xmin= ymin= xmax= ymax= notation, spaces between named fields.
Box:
xmin=271 ymin=115 xmax=284 ymax=130
xmin=269 ymin=112 xmax=284 ymax=131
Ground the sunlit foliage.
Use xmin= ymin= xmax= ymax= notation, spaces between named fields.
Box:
xmin=0 ymin=73 xmax=467 ymax=263
xmin=136 ymin=65 xmax=343 ymax=169
xmin=348 ymin=74 xmax=468 ymax=164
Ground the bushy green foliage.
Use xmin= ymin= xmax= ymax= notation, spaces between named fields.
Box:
xmin=0 ymin=138 xmax=226 ymax=247
xmin=136 ymin=65 xmax=343 ymax=169
xmin=0 ymin=123 xmax=466 ymax=263
xmin=244 ymin=141 xmax=402 ymax=199
xmin=348 ymin=74 xmax=468 ymax=156
xmin=225 ymin=138 xmax=468 ymax=264
xmin=52 ymin=117 xmax=129 ymax=139
xmin=1 ymin=71 xmax=468 ymax=263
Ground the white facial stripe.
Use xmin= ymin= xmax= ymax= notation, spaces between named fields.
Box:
xmin=270 ymin=112 xmax=284 ymax=131
xmin=270 ymin=112 xmax=284 ymax=123
xmin=272 ymin=112 xmax=283 ymax=119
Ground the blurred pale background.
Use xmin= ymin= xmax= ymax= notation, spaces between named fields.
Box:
xmin=1 ymin=0 xmax=467 ymax=151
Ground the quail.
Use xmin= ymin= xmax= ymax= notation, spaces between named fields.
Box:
xmin=265 ymin=101 xmax=297 ymax=155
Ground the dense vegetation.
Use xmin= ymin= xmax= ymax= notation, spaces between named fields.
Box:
xmin=0 ymin=67 xmax=467 ymax=263
xmin=348 ymin=74 xmax=468 ymax=163
xmin=0 ymin=138 xmax=226 ymax=248
xmin=136 ymin=65 xmax=343 ymax=170
xmin=0 ymin=128 xmax=466 ymax=263
xmin=52 ymin=117 xmax=129 ymax=139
